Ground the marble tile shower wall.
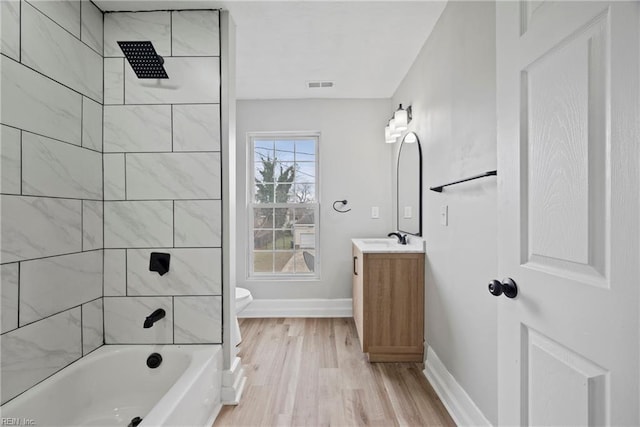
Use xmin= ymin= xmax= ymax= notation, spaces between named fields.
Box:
xmin=0 ymin=0 xmax=105 ymax=404
xmin=102 ymin=10 xmax=222 ymax=346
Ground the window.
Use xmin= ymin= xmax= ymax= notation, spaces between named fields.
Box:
xmin=248 ymin=134 xmax=319 ymax=278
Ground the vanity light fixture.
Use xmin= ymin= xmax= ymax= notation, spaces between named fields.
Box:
xmin=394 ymin=104 xmax=411 ymax=131
xmin=384 ymin=104 xmax=412 ymax=144
xmin=389 ymin=118 xmax=402 ymax=138
xmin=385 ymin=126 xmax=396 ymax=144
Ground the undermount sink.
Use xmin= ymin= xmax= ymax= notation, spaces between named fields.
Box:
xmin=351 ymin=237 xmax=425 ymax=253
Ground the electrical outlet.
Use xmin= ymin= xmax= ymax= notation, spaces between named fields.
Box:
xmin=404 ymin=206 xmax=412 ymax=219
xmin=371 ymin=206 xmax=379 ymax=219
xmin=440 ymin=205 xmax=448 ymax=226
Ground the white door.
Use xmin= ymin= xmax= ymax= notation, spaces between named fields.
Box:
xmin=496 ymin=1 xmax=640 ymax=425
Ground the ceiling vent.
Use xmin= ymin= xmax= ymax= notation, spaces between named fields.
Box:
xmin=307 ymin=81 xmax=334 ymax=89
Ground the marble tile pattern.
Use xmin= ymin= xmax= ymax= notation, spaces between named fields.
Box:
xmin=104 ymin=11 xmax=170 ymax=57
xmin=21 ymin=2 xmax=103 ymax=102
xmin=124 ymin=57 xmax=220 ymax=105
xmin=173 ymin=104 xmax=221 ymax=152
xmin=0 ymin=0 xmax=107 ymax=405
xmin=104 ymin=250 xmax=126 ymax=296
xmin=80 ymin=0 xmax=103 ymax=54
xmin=104 ymin=58 xmax=124 ymax=104
xmin=174 ymin=296 xmax=222 ymax=344
xmin=1 ymin=196 xmax=82 ymax=264
xmin=19 ymin=251 xmax=103 ymax=325
xmin=0 ymin=308 xmax=82 ymax=405
xmin=0 ymin=0 xmax=20 ymax=60
xmin=82 ymin=298 xmax=103 ymax=355
xmin=127 ymin=248 xmax=222 ymax=296
xmin=104 ymin=297 xmax=173 ymax=344
xmin=126 ymin=153 xmax=221 ymax=200
xmin=82 ymin=97 xmax=103 ymax=152
xmin=103 ymin=105 xmax=172 ymax=152
xmin=1 ymin=125 xmax=21 ymax=194
xmin=1 ymin=263 xmax=19 ymax=334
xmin=104 ymin=201 xmax=173 ymax=248
xmin=171 ymin=10 xmax=219 ymax=56
xmin=83 ymin=200 xmax=103 ymax=250
xmin=174 ymin=200 xmax=222 ymax=247
xmin=26 ymin=0 xmax=81 ymax=38
xmin=1 ymin=55 xmax=82 ymax=146
xmin=104 ymin=153 xmax=126 ymax=200
xmin=22 ymin=132 xmax=102 ymax=200
xmin=102 ymin=9 xmax=223 ymax=346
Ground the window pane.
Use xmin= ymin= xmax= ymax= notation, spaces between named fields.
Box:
xmin=253 ymin=252 xmax=273 ymax=273
xmin=295 ymin=140 xmax=315 ymax=161
xmin=254 ymin=183 xmax=274 ymax=203
xmin=254 ymin=162 xmax=274 ymax=184
xmin=274 ymin=183 xmax=293 ymax=203
xmin=294 ymin=208 xmax=315 ymax=224
xmin=292 ymin=184 xmax=315 ymax=203
xmin=254 ymin=139 xmax=274 ymax=159
xmin=274 ymin=252 xmax=294 ymax=272
xmin=298 ymin=250 xmax=315 ymax=273
xmin=293 ymin=225 xmax=315 ymax=249
xmin=275 ymin=140 xmax=295 ymax=161
xmin=253 ymin=230 xmax=273 ymax=250
xmin=274 ymin=208 xmax=293 ymax=229
xmin=275 ymin=230 xmax=293 ymax=250
xmin=275 ymin=161 xmax=295 ymax=177
xmin=253 ymin=207 xmax=273 ymax=228
xmin=295 ymin=162 xmax=315 ymax=183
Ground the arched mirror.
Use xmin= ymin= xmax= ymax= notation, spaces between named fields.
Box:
xmin=397 ymin=132 xmax=422 ymax=235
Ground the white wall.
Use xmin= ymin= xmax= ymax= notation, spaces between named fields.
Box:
xmin=391 ymin=2 xmax=498 ymax=424
xmin=236 ymin=99 xmax=393 ymax=300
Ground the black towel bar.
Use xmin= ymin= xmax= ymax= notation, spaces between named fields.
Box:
xmin=430 ymin=170 xmax=497 ymax=193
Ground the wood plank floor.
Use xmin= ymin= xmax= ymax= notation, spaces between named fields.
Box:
xmin=214 ymin=318 xmax=455 ymax=427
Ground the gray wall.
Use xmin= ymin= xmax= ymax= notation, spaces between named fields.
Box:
xmin=102 ymin=10 xmax=223 ymax=345
xmin=236 ymin=99 xmax=393 ymax=299
xmin=391 ymin=2 xmax=498 ymax=423
xmin=1 ymin=0 xmax=104 ymax=404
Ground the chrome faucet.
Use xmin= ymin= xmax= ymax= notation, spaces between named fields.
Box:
xmin=387 ymin=232 xmax=407 ymax=245
xmin=144 ymin=309 xmax=166 ymax=328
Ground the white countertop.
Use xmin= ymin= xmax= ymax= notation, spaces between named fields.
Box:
xmin=351 ymin=237 xmax=425 ymax=253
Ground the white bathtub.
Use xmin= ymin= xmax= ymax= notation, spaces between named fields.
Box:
xmin=0 ymin=345 xmax=222 ymax=427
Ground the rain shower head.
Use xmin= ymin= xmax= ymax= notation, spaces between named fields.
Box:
xmin=118 ymin=41 xmax=169 ymax=79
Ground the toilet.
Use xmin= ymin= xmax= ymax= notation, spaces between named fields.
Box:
xmin=233 ymin=287 xmax=253 ymax=347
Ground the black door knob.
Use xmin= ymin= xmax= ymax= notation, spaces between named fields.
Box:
xmin=488 ymin=278 xmax=518 ymax=298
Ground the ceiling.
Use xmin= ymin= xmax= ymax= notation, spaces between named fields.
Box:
xmin=95 ymin=1 xmax=447 ymax=100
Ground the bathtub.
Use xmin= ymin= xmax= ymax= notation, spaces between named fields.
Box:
xmin=0 ymin=345 xmax=222 ymax=427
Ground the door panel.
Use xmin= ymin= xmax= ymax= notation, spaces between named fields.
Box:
xmin=524 ymin=326 xmax=608 ymax=426
xmin=522 ymin=11 xmax=609 ymax=287
xmin=497 ymin=2 xmax=639 ymax=425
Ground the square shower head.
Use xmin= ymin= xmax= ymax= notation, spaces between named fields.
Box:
xmin=118 ymin=41 xmax=169 ymax=79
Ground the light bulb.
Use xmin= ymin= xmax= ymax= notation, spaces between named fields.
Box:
xmin=394 ymin=105 xmax=408 ymax=132
xmin=385 ymin=126 xmax=396 ymax=143
xmin=389 ymin=118 xmax=401 ymax=137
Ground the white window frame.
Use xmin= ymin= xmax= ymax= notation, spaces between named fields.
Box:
xmin=247 ymin=132 xmax=320 ymax=280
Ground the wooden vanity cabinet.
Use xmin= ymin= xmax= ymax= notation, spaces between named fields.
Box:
xmin=352 ymin=244 xmax=424 ymax=362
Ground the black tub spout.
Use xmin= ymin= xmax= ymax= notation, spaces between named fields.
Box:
xmin=144 ymin=308 xmax=166 ymax=328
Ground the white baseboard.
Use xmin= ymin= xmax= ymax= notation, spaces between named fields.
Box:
xmin=221 ymin=357 xmax=246 ymax=405
xmin=239 ymin=298 xmax=352 ymax=318
xmin=424 ymin=346 xmax=492 ymax=427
